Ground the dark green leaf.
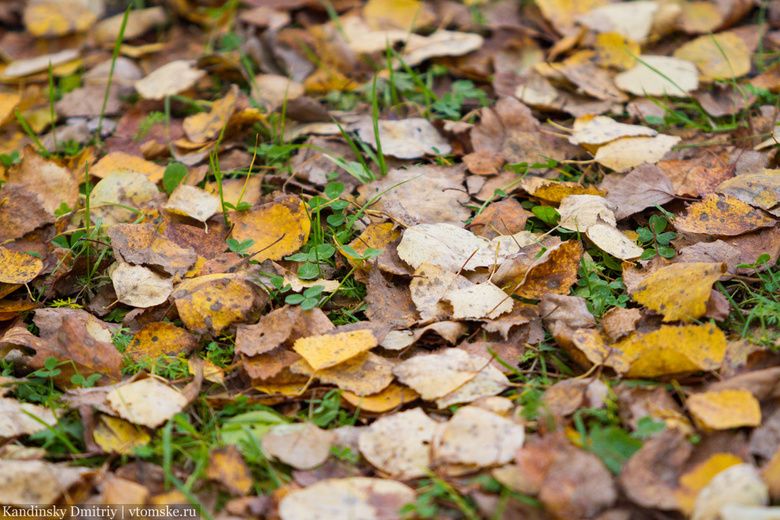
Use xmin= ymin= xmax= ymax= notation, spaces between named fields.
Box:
xmin=162 ymin=162 xmax=188 ymax=194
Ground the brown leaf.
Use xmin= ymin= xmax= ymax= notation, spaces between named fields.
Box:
xmin=606 ymin=164 xmax=675 ymax=220
xmin=364 ymin=268 xmax=418 ymax=328
xmin=619 ymin=429 xmax=693 ymax=510
xmin=0 ymin=183 xmax=53 ymax=243
xmin=468 ymin=198 xmax=531 ymax=239
xmin=108 ymin=224 xmax=197 ymax=276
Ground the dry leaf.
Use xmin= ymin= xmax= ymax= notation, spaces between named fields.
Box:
xmin=230 ymin=194 xmax=311 ymax=261
xmin=674 ymin=32 xmax=751 ymax=81
xmin=124 ymin=322 xmax=199 ymax=362
xmin=292 ymin=329 xmax=377 ymax=371
xmin=716 ymin=170 xmax=780 ymax=217
xmin=356 ymin=118 xmax=451 ymax=159
xmin=135 ymin=60 xmax=206 ymax=101
xmin=165 ymin=185 xmax=221 ymax=223
xmin=615 ymin=56 xmax=699 ymax=97
xmin=434 ymin=406 xmax=524 ymax=468
xmin=569 ymin=116 xmax=657 ymax=146
xmin=111 ymin=263 xmax=174 ymax=308
xmin=577 ymin=1 xmax=659 ymax=42
xmin=392 ymin=348 xmax=484 ymax=400
xmin=674 ymin=194 xmax=777 ymax=235
xmin=594 ymin=135 xmax=682 ymax=172
xmin=606 ymin=164 xmax=676 ymax=220
xmin=357 ymin=408 xmax=437 ymax=478
xmin=631 ymin=262 xmax=726 ymax=322
xmin=206 ymin=445 xmax=253 ymax=495
xmin=261 ymin=422 xmax=333 ymax=470
xmin=279 ymin=477 xmax=415 ymax=520
xmin=0 ymin=397 xmax=58 ymax=438
xmin=106 ymin=378 xmax=189 ymax=428
xmin=89 ymin=170 xmax=161 ymax=225
xmin=676 ymin=453 xmax=744 ymax=515
xmin=93 ymin=415 xmax=151 ymax=455
xmin=0 ymin=460 xmax=90 ymax=505
xmin=691 ymin=464 xmax=768 ymax=520
xmin=341 ymin=383 xmax=419 ymax=413
xmin=173 ymin=276 xmax=256 ymax=335
xmin=291 ymin=352 xmax=394 ymax=396
xmin=687 ymin=389 xmax=761 ymax=430
xmin=0 ymin=247 xmax=43 ymax=284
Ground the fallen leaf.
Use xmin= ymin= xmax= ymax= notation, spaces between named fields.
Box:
xmin=571 ymin=323 xmax=727 ymax=377
xmin=392 ymin=348 xmax=483 ymax=400
xmin=716 ymin=170 xmax=780 ymax=216
xmin=445 ymin=282 xmax=513 ymax=320
xmin=356 ymin=165 xmax=469 ymax=225
xmin=594 ymin=32 xmax=640 ymax=69
xmin=619 ymin=429 xmax=692 ymax=510
xmin=614 ymin=55 xmax=699 ymax=97
xmin=594 ymin=135 xmax=682 ymax=172
xmin=292 ymin=329 xmax=377 ymax=371
xmin=674 ymin=194 xmax=777 ymax=235
xmin=687 ymin=389 xmax=761 ymax=430
xmin=23 ymin=0 xmax=97 ymax=37
xmin=183 ymin=85 xmax=239 ymax=144
xmin=535 ymin=0 xmax=609 ymax=36
xmin=90 ymin=151 xmax=166 ymax=183
xmin=434 ymin=406 xmax=524 ymax=468
xmin=108 ymin=223 xmax=198 ymax=276
xmin=676 ymin=453 xmax=743 ymax=515
xmin=558 ymin=195 xmax=616 ymax=231
xmin=357 ymin=408 xmax=437 ymax=478
xmin=262 ymin=422 xmax=333 ymax=470
xmin=124 ymin=322 xmax=199 ymax=362
xmin=507 ymin=240 xmax=584 ymax=299
xmin=436 ymin=357 xmax=511 ymax=408
xmin=674 ymin=32 xmax=751 ymax=81
xmin=569 ymin=115 xmax=657 ymax=146
xmin=341 ymin=383 xmax=419 ymax=413
xmin=0 ymin=247 xmax=43 ymax=284
xmin=577 ymin=1 xmax=659 ymax=42
xmin=89 ymin=170 xmax=161 ymax=225
xmin=606 ymin=164 xmax=676 ymax=220
xmin=399 ymin=30 xmax=484 ymax=67
xmin=0 ymin=183 xmax=53 ymax=243
xmin=0 ymin=50 xmax=81 ymax=80
xmin=93 ymin=6 xmax=167 ymax=44
xmin=7 ymin=146 xmax=79 ymax=216
xmin=0 ymin=397 xmax=58 ymax=438
xmin=93 ymin=415 xmax=151 ymax=455
xmin=468 ymin=198 xmax=530 ymax=239
xmin=111 ymin=263 xmax=174 ymax=308
xmin=230 ymin=194 xmax=311 ymax=261
xmin=356 ymin=118 xmax=451 ymax=159
xmin=106 ymin=378 xmax=189 ymax=429
xmin=173 ymin=276 xmax=256 ymax=335
xmin=206 ymin=445 xmax=253 ymax=495
xmin=291 ymin=352 xmax=394 ymax=396
xmin=278 ymin=477 xmax=415 ymax=520
xmin=691 ymin=464 xmax=768 ymax=520
xmin=0 ymin=460 xmax=90 ymax=505
xmin=631 ymin=262 xmax=726 ymax=322
xmin=520 ymin=176 xmax=605 ymax=203
xmin=134 ymin=60 xmax=206 ymax=101
xmin=164 ymin=185 xmax=222 ymax=223
xmin=398 ymin=223 xmax=530 ymax=272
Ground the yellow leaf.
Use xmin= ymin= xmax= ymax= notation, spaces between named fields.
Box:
xmin=206 ymin=445 xmax=253 ymax=496
xmin=631 ymin=262 xmax=726 ymax=322
xmin=571 ymin=323 xmax=727 ymax=377
xmin=343 ymin=223 xmax=400 ymax=267
xmin=183 ymin=85 xmax=238 ymax=144
xmin=673 ymin=32 xmax=751 ymax=81
xmin=363 ymin=0 xmax=433 ymax=30
xmin=594 ymin=135 xmax=682 ymax=172
xmin=674 ymin=194 xmax=777 ymax=236
xmin=292 ymin=329 xmax=377 ymax=371
xmin=24 ymin=0 xmax=97 ymax=37
xmin=230 ymin=194 xmax=311 ymax=262
xmin=189 ymin=356 xmax=225 ymax=384
xmin=535 ymin=0 xmax=608 ymax=35
xmin=512 ymin=241 xmax=583 ymax=299
xmin=687 ymin=389 xmax=761 ymax=430
xmin=520 ymin=176 xmax=604 ymax=203
xmin=90 ymin=151 xmax=166 ymax=183
xmin=125 ymin=322 xmax=199 ymax=362
xmin=0 ymin=92 xmax=21 ymax=125
xmin=291 ymin=351 xmax=394 ymax=395
xmin=93 ymin=415 xmax=151 ymax=455
xmin=173 ymin=277 xmax=256 ymax=335
xmin=342 ymin=383 xmax=419 ymax=413
xmin=594 ymin=33 xmax=639 ymax=70
xmin=620 ymin=323 xmax=727 ymax=378
xmin=676 ymin=453 xmax=742 ymax=515
xmin=0 ymin=248 xmax=43 ymax=284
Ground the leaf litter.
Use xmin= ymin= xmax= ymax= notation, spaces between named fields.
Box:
xmin=4 ymin=1 xmax=780 ymax=519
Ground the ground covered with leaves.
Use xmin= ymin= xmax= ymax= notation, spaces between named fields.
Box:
xmin=5 ymin=0 xmax=780 ymax=519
